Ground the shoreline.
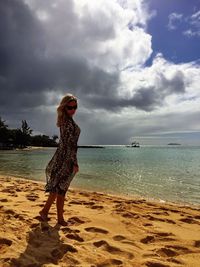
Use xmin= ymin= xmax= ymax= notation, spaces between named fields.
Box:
xmin=1 ymin=174 xmax=200 ymax=266
xmin=13 ymin=145 xmax=106 ymax=151
xmin=1 ymin=174 xmax=199 ymax=209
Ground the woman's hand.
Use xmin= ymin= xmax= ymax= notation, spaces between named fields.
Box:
xmin=73 ymin=164 xmax=79 ymax=173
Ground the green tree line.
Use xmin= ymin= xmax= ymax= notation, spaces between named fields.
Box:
xmin=0 ymin=116 xmax=58 ymax=149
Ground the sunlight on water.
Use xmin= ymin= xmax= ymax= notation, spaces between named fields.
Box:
xmin=0 ymin=146 xmax=200 ymax=205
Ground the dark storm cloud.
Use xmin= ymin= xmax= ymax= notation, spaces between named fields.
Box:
xmin=0 ymin=0 xmax=119 ymax=112
xmin=159 ymin=70 xmax=185 ymax=94
xmin=84 ymin=68 xmax=186 ymax=112
xmin=84 ymin=87 xmax=159 ymax=112
xmin=0 ymin=0 xmax=188 ymax=117
xmin=0 ymin=0 xmax=46 ymax=108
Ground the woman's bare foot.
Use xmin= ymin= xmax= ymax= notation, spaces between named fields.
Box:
xmin=39 ymin=210 xmax=49 ymax=221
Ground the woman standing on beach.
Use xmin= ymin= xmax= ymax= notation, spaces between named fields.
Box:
xmin=39 ymin=93 xmax=81 ymax=226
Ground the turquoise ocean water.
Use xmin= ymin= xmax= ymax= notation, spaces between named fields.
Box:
xmin=0 ymin=146 xmax=200 ymax=205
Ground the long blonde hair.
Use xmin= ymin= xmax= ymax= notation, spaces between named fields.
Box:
xmin=56 ymin=93 xmax=78 ymax=127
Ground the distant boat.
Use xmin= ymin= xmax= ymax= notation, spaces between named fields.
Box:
xmin=126 ymin=141 xmax=140 ymax=148
xmin=168 ymin=143 xmax=181 ymax=146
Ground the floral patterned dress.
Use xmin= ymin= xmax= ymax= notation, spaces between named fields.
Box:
xmin=45 ymin=117 xmax=81 ymax=196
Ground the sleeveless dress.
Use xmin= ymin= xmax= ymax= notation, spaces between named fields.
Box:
xmin=44 ymin=117 xmax=81 ymax=196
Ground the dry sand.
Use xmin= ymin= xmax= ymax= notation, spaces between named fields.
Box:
xmin=0 ymin=174 xmax=200 ymax=267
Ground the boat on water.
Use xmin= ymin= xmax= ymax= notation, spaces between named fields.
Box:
xmin=126 ymin=141 xmax=140 ymax=148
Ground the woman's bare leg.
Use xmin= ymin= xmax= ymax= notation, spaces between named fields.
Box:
xmin=39 ymin=192 xmax=57 ymax=220
xmin=56 ymin=194 xmax=68 ymax=225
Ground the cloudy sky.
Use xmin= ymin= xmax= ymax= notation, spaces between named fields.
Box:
xmin=1 ymin=0 xmax=200 ymax=145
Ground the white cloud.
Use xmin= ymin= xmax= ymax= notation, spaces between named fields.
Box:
xmin=183 ymin=28 xmax=200 ymax=37
xmin=118 ymin=53 xmax=200 ymax=139
xmin=167 ymin=9 xmax=200 ymax=38
xmin=190 ymin=10 xmax=200 ymax=27
xmin=167 ymin=12 xmax=183 ymax=30
xmin=183 ymin=10 xmax=200 ymax=37
xmin=24 ymin=0 xmax=152 ymax=71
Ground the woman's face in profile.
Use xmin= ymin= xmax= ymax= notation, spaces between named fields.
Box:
xmin=66 ymin=100 xmax=77 ymax=117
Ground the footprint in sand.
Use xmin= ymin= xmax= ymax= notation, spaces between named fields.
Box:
xmin=113 ymin=200 xmax=123 ymax=203
xmin=144 ymin=215 xmax=165 ymax=222
xmin=165 ymin=245 xmax=193 ymax=254
xmin=93 ymin=240 xmax=134 ymax=259
xmin=61 ymin=243 xmax=78 ymax=253
xmin=0 ymin=198 xmax=8 ymax=202
xmin=140 ymin=235 xmax=155 ymax=244
xmin=152 ymin=211 xmax=169 ymax=216
xmin=159 ymin=207 xmax=180 ymax=214
xmin=145 ymin=215 xmax=176 ymax=224
xmin=61 ymin=227 xmax=80 ymax=234
xmin=1 ymin=187 xmax=18 ymax=197
xmin=66 ymin=233 xmax=84 ymax=242
xmin=68 ymin=200 xmax=85 ymax=205
xmin=113 ymin=235 xmax=140 ymax=248
xmin=179 ymin=217 xmax=200 ymax=224
xmin=82 ymin=200 xmax=105 ymax=209
xmin=68 ymin=200 xmax=96 ymax=207
xmin=150 ymin=245 xmax=192 ymax=261
xmin=125 ymin=199 xmax=143 ymax=204
xmin=83 ymin=201 xmax=96 ymax=206
xmin=165 ymin=219 xmax=176 ymax=224
xmin=155 ymin=247 xmax=178 ymax=257
xmin=151 ymin=232 xmax=176 ymax=242
xmin=0 ymin=237 xmax=12 ymax=253
xmin=25 ymin=193 xmax=39 ymax=201
xmin=16 ymin=188 xmax=22 ymax=192
xmin=145 ymin=203 xmax=157 ymax=207
xmin=78 ymin=192 xmax=91 ymax=197
xmin=85 ymin=227 xmax=109 ymax=234
xmin=151 ymin=246 xmax=192 ymax=266
xmin=67 ymin=216 xmax=90 ymax=226
xmin=90 ymin=205 xmax=104 ymax=210
xmin=4 ymin=209 xmax=15 ymax=215
xmin=122 ymin=212 xmax=140 ymax=219
xmin=0 ymin=238 xmax=12 ymax=246
xmin=140 ymin=232 xmax=176 ymax=245
xmin=51 ymin=243 xmax=78 ymax=258
xmin=153 ymin=232 xmax=174 ymax=237
xmin=145 ymin=261 xmax=170 ymax=267
xmin=3 ymin=209 xmax=25 ymax=221
xmin=113 ymin=235 xmax=126 ymax=241
xmin=194 ymin=240 xmax=200 ymax=247
xmin=143 ymin=223 xmax=153 ymax=227
xmin=167 ymin=258 xmax=183 ymax=265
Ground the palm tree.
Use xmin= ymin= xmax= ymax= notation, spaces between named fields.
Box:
xmin=0 ymin=116 xmax=8 ymax=129
xmin=0 ymin=117 xmax=9 ymax=146
xmin=21 ymin=120 xmax=33 ymax=135
xmin=16 ymin=120 xmax=33 ymax=148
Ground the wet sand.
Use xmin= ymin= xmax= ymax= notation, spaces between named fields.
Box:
xmin=0 ymin=174 xmax=200 ymax=267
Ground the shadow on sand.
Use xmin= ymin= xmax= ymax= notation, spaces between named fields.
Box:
xmin=9 ymin=220 xmax=78 ymax=267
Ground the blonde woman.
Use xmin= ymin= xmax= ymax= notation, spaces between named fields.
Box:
xmin=39 ymin=93 xmax=81 ymax=226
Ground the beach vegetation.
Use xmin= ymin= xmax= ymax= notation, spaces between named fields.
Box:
xmin=0 ymin=116 xmax=58 ymax=149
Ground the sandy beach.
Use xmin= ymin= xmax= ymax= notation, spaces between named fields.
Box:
xmin=0 ymin=175 xmax=200 ymax=267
